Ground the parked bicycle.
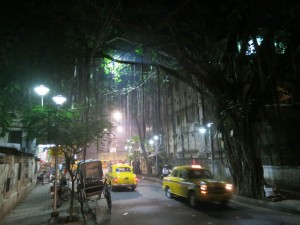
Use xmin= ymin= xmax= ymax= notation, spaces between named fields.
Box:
xmin=50 ymin=177 xmax=71 ymax=206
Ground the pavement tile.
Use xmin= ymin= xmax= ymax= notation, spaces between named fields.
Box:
xmin=0 ymin=183 xmax=81 ymax=225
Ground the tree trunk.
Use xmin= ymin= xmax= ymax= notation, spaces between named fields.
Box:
xmin=223 ymin=113 xmax=264 ymax=198
xmin=135 ymin=117 xmax=152 ymax=174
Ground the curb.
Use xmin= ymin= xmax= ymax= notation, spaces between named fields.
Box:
xmin=140 ymin=175 xmax=300 ymax=216
xmin=233 ymin=195 xmax=300 ymax=216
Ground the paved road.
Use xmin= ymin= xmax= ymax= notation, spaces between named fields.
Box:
xmin=107 ymin=179 xmax=300 ymax=225
xmin=1 ymin=177 xmax=299 ymax=225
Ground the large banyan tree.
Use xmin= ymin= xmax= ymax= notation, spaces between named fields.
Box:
xmin=1 ymin=0 xmax=299 ymax=198
xmin=104 ymin=0 xmax=300 ymax=197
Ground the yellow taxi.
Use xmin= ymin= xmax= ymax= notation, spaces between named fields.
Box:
xmin=105 ymin=164 xmax=138 ymax=191
xmin=162 ymin=165 xmax=233 ymax=207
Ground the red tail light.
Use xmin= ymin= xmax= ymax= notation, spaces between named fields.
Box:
xmin=135 ymin=178 xmax=138 ymax=182
xmin=114 ymin=178 xmax=118 ymax=183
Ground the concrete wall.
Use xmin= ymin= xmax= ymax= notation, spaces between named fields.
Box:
xmin=264 ymin=165 xmax=300 ymax=191
xmin=0 ymin=155 xmax=37 ymax=220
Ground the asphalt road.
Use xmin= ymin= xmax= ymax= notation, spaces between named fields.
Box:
xmin=87 ymin=178 xmax=300 ymax=225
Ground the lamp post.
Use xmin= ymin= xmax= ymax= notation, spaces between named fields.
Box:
xmin=52 ymin=95 xmax=66 ymax=217
xmin=149 ymin=135 xmax=161 ymax=175
xmin=109 ymin=110 xmax=123 ymax=153
xmin=199 ymin=123 xmax=214 ymax=176
xmin=148 ymin=139 xmax=155 ymax=174
xmin=153 ymin=135 xmax=159 ymax=176
xmin=34 ymin=85 xmax=49 ymax=106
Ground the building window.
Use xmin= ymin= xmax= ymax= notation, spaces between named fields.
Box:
xmin=8 ymin=130 xmax=22 ymax=144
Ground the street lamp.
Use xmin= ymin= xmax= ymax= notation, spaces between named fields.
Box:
xmin=52 ymin=95 xmax=67 ymax=106
xmin=108 ymin=111 xmax=123 ymax=153
xmin=34 ymin=85 xmax=49 ymax=106
xmin=149 ymin=135 xmax=161 ymax=175
xmin=112 ymin=111 xmax=122 ymax=121
xmin=51 ymin=95 xmax=66 ymax=218
xmin=199 ymin=123 xmax=214 ymax=176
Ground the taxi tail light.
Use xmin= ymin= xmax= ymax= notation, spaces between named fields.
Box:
xmin=135 ymin=177 xmax=138 ymax=182
xmin=113 ymin=178 xmax=118 ymax=183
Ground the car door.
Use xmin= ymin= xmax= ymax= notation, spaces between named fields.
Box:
xmin=177 ymin=170 xmax=189 ymax=197
xmin=168 ymin=169 xmax=179 ymax=194
xmin=172 ymin=169 xmax=185 ymax=196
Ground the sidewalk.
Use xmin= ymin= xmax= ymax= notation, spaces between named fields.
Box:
xmin=139 ymin=174 xmax=300 ymax=216
xmin=0 ymin=183 xmax=83 ymax=225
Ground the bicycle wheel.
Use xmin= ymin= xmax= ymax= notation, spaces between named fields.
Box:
xmin=61 ymin=187 xmax=71 ymax=201
xmin=103 ymin=183 xmax=112 ymax=210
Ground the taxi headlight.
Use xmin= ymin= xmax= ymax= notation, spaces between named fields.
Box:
xmin=200 ymin=184 xmax=207 ymax=191
xmin=225 ymin=183 xmax=233 ymax=191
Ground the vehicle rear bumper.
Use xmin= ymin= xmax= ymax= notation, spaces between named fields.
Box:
xmin=112 ymin=183 xmax=137 ymax=187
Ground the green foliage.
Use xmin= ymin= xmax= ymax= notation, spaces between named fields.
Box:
xmin=100 ymin=58 xmax=132 ymax=83
xmin=134 ymin=47 xmax=143 ymax=55
xmin=21 ymin=105 xmax=111 ymax=147
xmin=0 ymin=83 xmax=26 ymax=137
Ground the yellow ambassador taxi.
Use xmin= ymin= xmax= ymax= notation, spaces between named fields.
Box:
xmin=105 ymin=164 xmax=138 ymax=191
xmin=162 ymin=165 xmax=233 ymax=207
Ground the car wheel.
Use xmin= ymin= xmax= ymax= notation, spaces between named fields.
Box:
xmin=131 ymin=185 xmax=136 ymax=191
xmin=165 ymin=187 xmax=173 ymax=199
xmin=188 ymin=191 xmax=198 ymax=208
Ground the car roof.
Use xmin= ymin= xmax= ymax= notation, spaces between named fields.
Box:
xmin=173 ymin=165 xmax=209 ymax=171
xmin=112 ymin=163 xmax=132 ymax=168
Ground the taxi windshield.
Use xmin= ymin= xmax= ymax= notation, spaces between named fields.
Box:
xmin=187 ymin=169 xmax=212 ymax=179
xmin=116 ymin=167 xmax=131 ymax=172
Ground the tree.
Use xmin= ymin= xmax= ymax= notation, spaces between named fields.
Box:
xmin=22 ymin=104 xmax=111 ymax=221
xmin=96 ymin=0 xmax=300 ymax=197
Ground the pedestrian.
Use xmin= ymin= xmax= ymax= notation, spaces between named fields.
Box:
xmin=161 ymin=164 xmax=171 ymax=179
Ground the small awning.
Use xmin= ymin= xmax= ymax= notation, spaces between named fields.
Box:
xmin=0 ymin=146 xmax=34 ymax=157
xmin=148 ymin=152 xmax=163 ymax=158
xmin=148 ymin=152 xmax=157 ymax=158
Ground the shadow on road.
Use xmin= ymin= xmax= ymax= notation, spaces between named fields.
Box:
xmin=110 ymin=188 xmax=143 ymax=201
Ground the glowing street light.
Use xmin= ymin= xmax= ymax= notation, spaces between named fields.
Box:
xmin=52 ymin=95 xmax=67 ymax=106
xmin=149 ymin=135 xmax=161 ymax=175
xmin=34 ymin=85 xmax=49 ymax=106
xmin=116 ymin=126 xmax=123 ymax=133
xmin=112 ymin=111 xmax=122 ymax=121
xmin=199 ymin=127 xmax=206 ymax=134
